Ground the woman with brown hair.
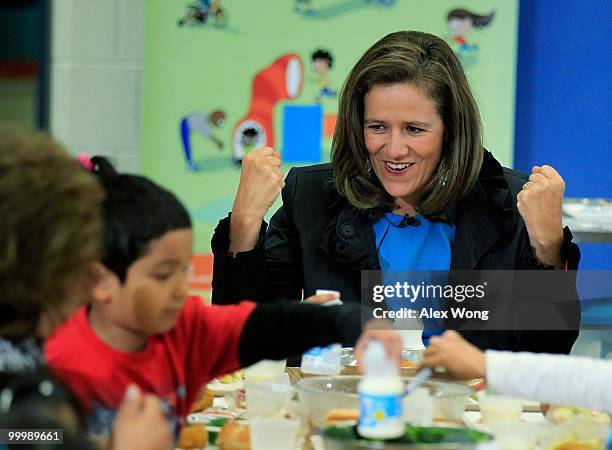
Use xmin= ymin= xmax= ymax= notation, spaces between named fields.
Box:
xmin=211 ymin=31 xmax=580 ymax=354
xmin=0 ymin=132 xmax=172 ymax=450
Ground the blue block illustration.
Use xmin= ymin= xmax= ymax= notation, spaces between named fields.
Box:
xmin=282 ymin=104 xmax=322 ymax=163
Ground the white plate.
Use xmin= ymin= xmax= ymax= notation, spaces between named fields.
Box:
xmin=207 ymin=379 xmax=244 ymax=396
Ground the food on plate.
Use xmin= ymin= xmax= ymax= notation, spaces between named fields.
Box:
xmin=212 ymin=370 xmax=246 ymax=386
xmin=208 ymin=370 xmax=246 ymax=396
xmin=324 ymin=408 xmax=359 ymax=424
xmin=177 ymin=424 xmax=209 ymax=449
xmin=219 ymin=370 xmax=245 ymax=384
xmin=323 ymin=424 xmax=492 ymax=444
xmin=219 ymin=374 xmax=236 ymax=384
xmin=550 ymin=406 xmax=611 ymax=425
xmin=467 ymin=379 xmax=486 ymax=392
xmin=217 ymin=422 xmax=251 ymax=450
xmin=191 ymin=388 xmax=215 ymax=412
xmin=200 ymin=418 xmax=230 ymax=447
xmin=549 ymin=437 xmax=603 ymax=450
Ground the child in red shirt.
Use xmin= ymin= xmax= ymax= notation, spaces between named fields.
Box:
xmin=45 ymin=156 xmax=400 ymax=441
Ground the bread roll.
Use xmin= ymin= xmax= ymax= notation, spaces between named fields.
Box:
xmin=191 ymin=388 xmax=215 ymax=412
xmin=217 ymin=422 xmax=250 ymax=450
xmin=324 ymin=408 xmax=359 ymax=424
xmin=177 ymin=425 xmax=208 ymax=449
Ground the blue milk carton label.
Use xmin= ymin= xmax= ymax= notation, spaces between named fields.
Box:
xmin=302 ymin=344 xmax=342 ymax=375
xmin=359 ymin=392 xmax=403 ymax=428
xmin=304 ymin=346 xmax=323 ymax=356
xmin=303 ymin=344 xmax=341 ymax=363
xmin=321 ymin=345 xmax=340 ymax=363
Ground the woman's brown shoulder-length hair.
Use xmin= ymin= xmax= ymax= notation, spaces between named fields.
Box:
xmin=331 ymin=30 xmax=484 ymax=219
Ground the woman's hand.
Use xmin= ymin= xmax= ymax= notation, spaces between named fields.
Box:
xmin=112 ymin=385 xmax=172 ymax=450
xmin=421 ymin=330 xmax=486 ymax=380
xmin=229 ymin=147 xmax=284 ymax=254
xmin=517 ymin=165 xmax=565 ymax=267
xmin=354 ymin=320 xmax=403 ymax=372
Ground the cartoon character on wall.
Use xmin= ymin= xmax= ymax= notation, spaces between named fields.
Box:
xmin=365 ymin=0 xmax=396 ymax=5
xmin=178 ymin=0 xmax=227 ymax=28
xmin=295 ymin=0 xmax=316 ymax=16
xmin=312 ymin=49 xmax=337 ymax=103
xmin=179 ymin=110 xmax=226 ymax=172
xmin=447 ymin=9 xmax=495 ymax=58
xmin=236 ymin=127 xmax=262 ymax=164
xmin=233 ymin=53 xmax=303 ymax=163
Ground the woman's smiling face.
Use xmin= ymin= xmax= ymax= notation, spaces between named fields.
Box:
xmin=363 ymin=82 xmax=444 ymax=215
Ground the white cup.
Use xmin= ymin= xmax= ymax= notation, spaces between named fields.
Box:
xmin=310 ymin=434 xmax=325 ymax=450
xmin=489 ymin=422 xmax=544 ymax=450
xmin=249 ymin=418 xmax=299 ymax=450
xmin=478 ymin=393 xmax=522 ymax=425
xmin=244 ymin=382 xmax=294 ymax=418
xmin=244 ymin=359 xmax=287 ymax=383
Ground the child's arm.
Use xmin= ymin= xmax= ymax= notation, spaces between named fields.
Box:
xmin=237 ymin=303 xmax=401 ymax=367
xmin=421 ymin=330 xmax=612 ymax=411
xmin=485 ymin=350 xmax=612 ymax=411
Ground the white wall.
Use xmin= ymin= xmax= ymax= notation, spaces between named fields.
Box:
xmin=49 ymin=0 xmax=144 ymax=173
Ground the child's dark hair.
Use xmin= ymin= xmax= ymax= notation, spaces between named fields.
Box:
xmin=0 ymin=369 xmax=91 ymax=449
xmin=90 ymin=156 xmax=191 ymax=281
xmin=312 ymin=49 xmax=333 ymax=68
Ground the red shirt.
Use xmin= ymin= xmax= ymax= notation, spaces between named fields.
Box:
xmin=45 ymin=297 xmax=256 ymax=437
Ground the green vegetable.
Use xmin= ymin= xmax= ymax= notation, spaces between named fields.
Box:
xmin=206 ymin=418 xmax=230 ymax=445
xmin=323 ymin=424 xmax=492 ymax=444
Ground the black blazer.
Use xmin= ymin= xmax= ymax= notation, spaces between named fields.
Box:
xmin=212 ymin=151 xmax=581 ymax=354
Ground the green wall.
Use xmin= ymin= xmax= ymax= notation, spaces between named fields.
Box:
xmin=141 ymin=0 xmax=518 ymax=253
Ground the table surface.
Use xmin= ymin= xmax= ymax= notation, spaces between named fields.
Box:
xmin=192 ymin=391 xmax=547 ymax=450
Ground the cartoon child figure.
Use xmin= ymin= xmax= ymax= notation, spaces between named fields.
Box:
xmin=237 ymin=127 xmax=260 ymax=164
xmin=447 ymin=9 xmax=495 ymax=57
xmin=208 ymin=0 xmax=226 ymax=27
xmin=178 ymin=1 xmax=208 ymax=26
xmin=312 ymin=49 xmax=337 ymax=103
xmin=178 ymin=0 xmax=226 ymax=27
xmin=295 ymin=0 xmax=316 ymax=15
xmin=197 ymin=0 xmax=211 ymax=15
xmin=179 ymin=110 xmax=225 ymax=172
xmin=365 ymin=0 xmax=396 ymax=5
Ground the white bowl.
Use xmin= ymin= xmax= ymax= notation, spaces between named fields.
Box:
xmin=296 ymin=375 xmax=471 ymax=427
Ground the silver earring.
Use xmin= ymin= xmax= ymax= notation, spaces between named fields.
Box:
xmin=365 ymin=159 xmax=372 ymax=174
xmin=440 ymin=170 xmax=449 ymax=187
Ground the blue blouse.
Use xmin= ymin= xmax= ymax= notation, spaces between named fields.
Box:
xmin=372 ymin=212 xmax=455 ymax=341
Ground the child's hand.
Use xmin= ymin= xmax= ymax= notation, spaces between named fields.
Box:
xmin=112 ymin=385 xmax=173 ymax=450
xmin=421 ymin=330 xmax=486 ymax=380
xmin=354 ymin=320 xmax=403 ymax=372
xmin=303 ymin=292 xmax=340 ymax=304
